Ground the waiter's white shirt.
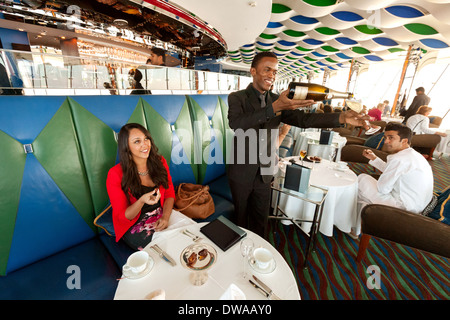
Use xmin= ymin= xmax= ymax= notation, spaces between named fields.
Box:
xmin=406 ymin=114 xmax=435 ymax=135
xmin=365 ymin=147 xmax=433 ymax=213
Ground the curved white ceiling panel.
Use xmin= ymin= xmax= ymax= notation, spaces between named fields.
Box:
xmin=224 ymin=0 xmax=450 ymax=78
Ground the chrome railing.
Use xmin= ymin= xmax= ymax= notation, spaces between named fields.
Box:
xmin=0 ymin=49 xmax=251 ymax=95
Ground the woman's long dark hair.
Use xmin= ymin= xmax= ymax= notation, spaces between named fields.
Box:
xmin=118 ymin=123 xmax=168 ymax=203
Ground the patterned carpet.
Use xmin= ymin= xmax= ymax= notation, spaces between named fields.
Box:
xmin=269 ymin=154 xmax=450 ymax=300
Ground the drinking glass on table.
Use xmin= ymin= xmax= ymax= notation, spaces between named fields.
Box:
xmin=240 ymin=238 xmax=254 ymax=279
xmin=328 ymin=146 xmax=336 ymax=168
xmin=299 ymin=149 xmax=307 ymax=166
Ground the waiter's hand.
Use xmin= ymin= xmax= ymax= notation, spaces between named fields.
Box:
xmin=339 ymin=110 xmax=370 ymax=129
xmin=272 ymin=90 xmax=314 ymax=113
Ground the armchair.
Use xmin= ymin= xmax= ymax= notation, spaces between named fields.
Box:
xmin=341 ymin=144 xmax=389 ymax=163
xmin=429 ymin=116 xmax=443 ymax=128
xmin=356 ymin=204 xmax=450 ymax=262
xmin=410 ymin=134 xmax=442 ymax=159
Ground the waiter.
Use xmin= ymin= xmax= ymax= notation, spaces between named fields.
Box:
xmin=402 ymin=86 xmax=430 ymax=122
xmin=227 ymin=51 xmax=369 ymax=238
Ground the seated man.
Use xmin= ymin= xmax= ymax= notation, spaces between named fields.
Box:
xmin=353 ymin=123 xmax=434 ymax=237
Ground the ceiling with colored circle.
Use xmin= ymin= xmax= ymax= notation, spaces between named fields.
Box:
xmin=224 ymin=0 xmax=450 ymax=79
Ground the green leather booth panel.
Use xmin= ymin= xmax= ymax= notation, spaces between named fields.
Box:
xmin=0 ymin=97 xmax=96 ymax=275
xmin=186 ymin=95 xmax=227 ymax=185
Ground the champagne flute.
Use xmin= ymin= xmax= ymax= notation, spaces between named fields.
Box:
xmin=240 ymin=238 xmax=254 ymax=279
xmin=299 ymin=149 xmax=307 ymax=166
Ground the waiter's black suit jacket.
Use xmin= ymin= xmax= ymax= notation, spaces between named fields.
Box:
xmin=403 ymin=93 xmax=430 ymax=122
xmin=227 ymin=84 xmax=342 ymax=184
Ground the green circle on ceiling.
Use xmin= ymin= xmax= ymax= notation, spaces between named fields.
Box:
xmin=321 ymin=46 xmax=339 ymax=52
xmin=272 ymin=3 xmax=291 ymax=13
xmin=259 ymin=33 xmax=278 ymax=40
xmin=303 ymin=0 xmax=337 ymax=7
xmin=283 ymin=30 xmax=306 ymax=37
xmin=315 ymin=27 xmax=340 ymax=36
xmin=404 ymin=23 xmax=438 ymax=35
xmin=352 ymin=47 xmax=371 ymax=54
xmin=354 ymin=25 xmax=383 ymax=35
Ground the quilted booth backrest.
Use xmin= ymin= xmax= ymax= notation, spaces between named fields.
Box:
xmin=0 ymin=94 xmax=229 ymax=275
xmin=186 ymin=94 xmax=230 ymax=185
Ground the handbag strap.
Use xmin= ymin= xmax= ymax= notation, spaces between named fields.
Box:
xmin=93 ymin=204 xmax=113 ymax=236
xmin=176 ymin=183 xmax=207 ymax=201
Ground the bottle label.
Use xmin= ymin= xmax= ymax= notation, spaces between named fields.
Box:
xmin=292 ymin=86 xmax=308 ymax=100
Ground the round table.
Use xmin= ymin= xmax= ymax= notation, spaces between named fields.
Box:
xmin=114 ymin=216 xmax=301 ymax=300
xmin=274 ymin=157 xmax=358 ymax=237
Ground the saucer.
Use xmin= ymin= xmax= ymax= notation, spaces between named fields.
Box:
xmin=122 ymin=256 xmax=154 ymax=280
xmin=248 ymin=257 xmax=276 ymax=274
xmin=335 ymin=166 xmax=348 ymax=172
xmin=365 ymin=126 xmax=381 ymax=135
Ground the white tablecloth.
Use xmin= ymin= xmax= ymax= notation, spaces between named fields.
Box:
xmin=274 ymin=157 xmax=358 ymax=237
xmin=435 ymin=130 xmax=450 ymax=155
xmin=292 ymin=131 xmax=347 ymax=162
xmin=114 ymin=212 xmax=300 ymax=300
xmin=381 ymin=116 xmax=404 ymax=123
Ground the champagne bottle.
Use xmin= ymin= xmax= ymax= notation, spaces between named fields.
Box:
xmin=287 ymin=82 xmax=353 ymax=101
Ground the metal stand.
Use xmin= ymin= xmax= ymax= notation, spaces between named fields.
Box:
xmin=269 ymin=183 xmax=327 ymax=269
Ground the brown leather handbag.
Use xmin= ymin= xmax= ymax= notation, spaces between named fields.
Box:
xmin=174 ymin=183 xmax=215 ymax=219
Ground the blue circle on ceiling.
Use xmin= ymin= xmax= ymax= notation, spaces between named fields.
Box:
xmin=311 ymin=52 xmax=326 ymax=58
xmin=364 ymin=55 xmax=384 ymax=62
xmin=290 ymin=15 xmax=319 ymax=24
xmin=335 ymin=37 xmax=358 ymax=45
xmin=336 ymin=52 xmax=352 ymax=60
xmin=267 ymin=22 xmax=283 ymax=28
xmin=278 ymin=40 xmax=297 ymax=47
xmin=419 ymin=39 xmax=449 ymax=49
xmin=372 ymin=37 xmax=399 ymax=46
xmin=303 ymin=38 xmax=324 ymax=45
xmin=331 ymin=11 xmax=363 ymax=22
xmin=385 ymin=5 xmax=424 ymax=18
xmin=256 ymin=41 xmax=273 ymax=47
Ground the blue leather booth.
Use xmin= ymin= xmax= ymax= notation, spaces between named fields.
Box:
xmin=0 ymin=94 xmax=234 ymax=299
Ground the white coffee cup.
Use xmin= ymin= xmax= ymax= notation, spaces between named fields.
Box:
xmin=253 ymin=247 xmax=273 ymax=270
xmin=123 ymin=251 xmax=149 ymax=274
xmin=337 ymin=161 xmax=348 ymax=170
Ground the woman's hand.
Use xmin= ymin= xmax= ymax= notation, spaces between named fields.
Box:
xmin=153 ymin=215 xmax=169 ymax=231
xmin=140 ymin=188 xmax=161 ymax=205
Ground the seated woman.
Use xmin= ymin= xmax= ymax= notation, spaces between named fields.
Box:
xmin=367 ymin=103 xmax=385 ymax=121
xmin=406 ymin=105 xmax=447 ymax=137
xmin=106 ymin=123 xmax=175 ymax=250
